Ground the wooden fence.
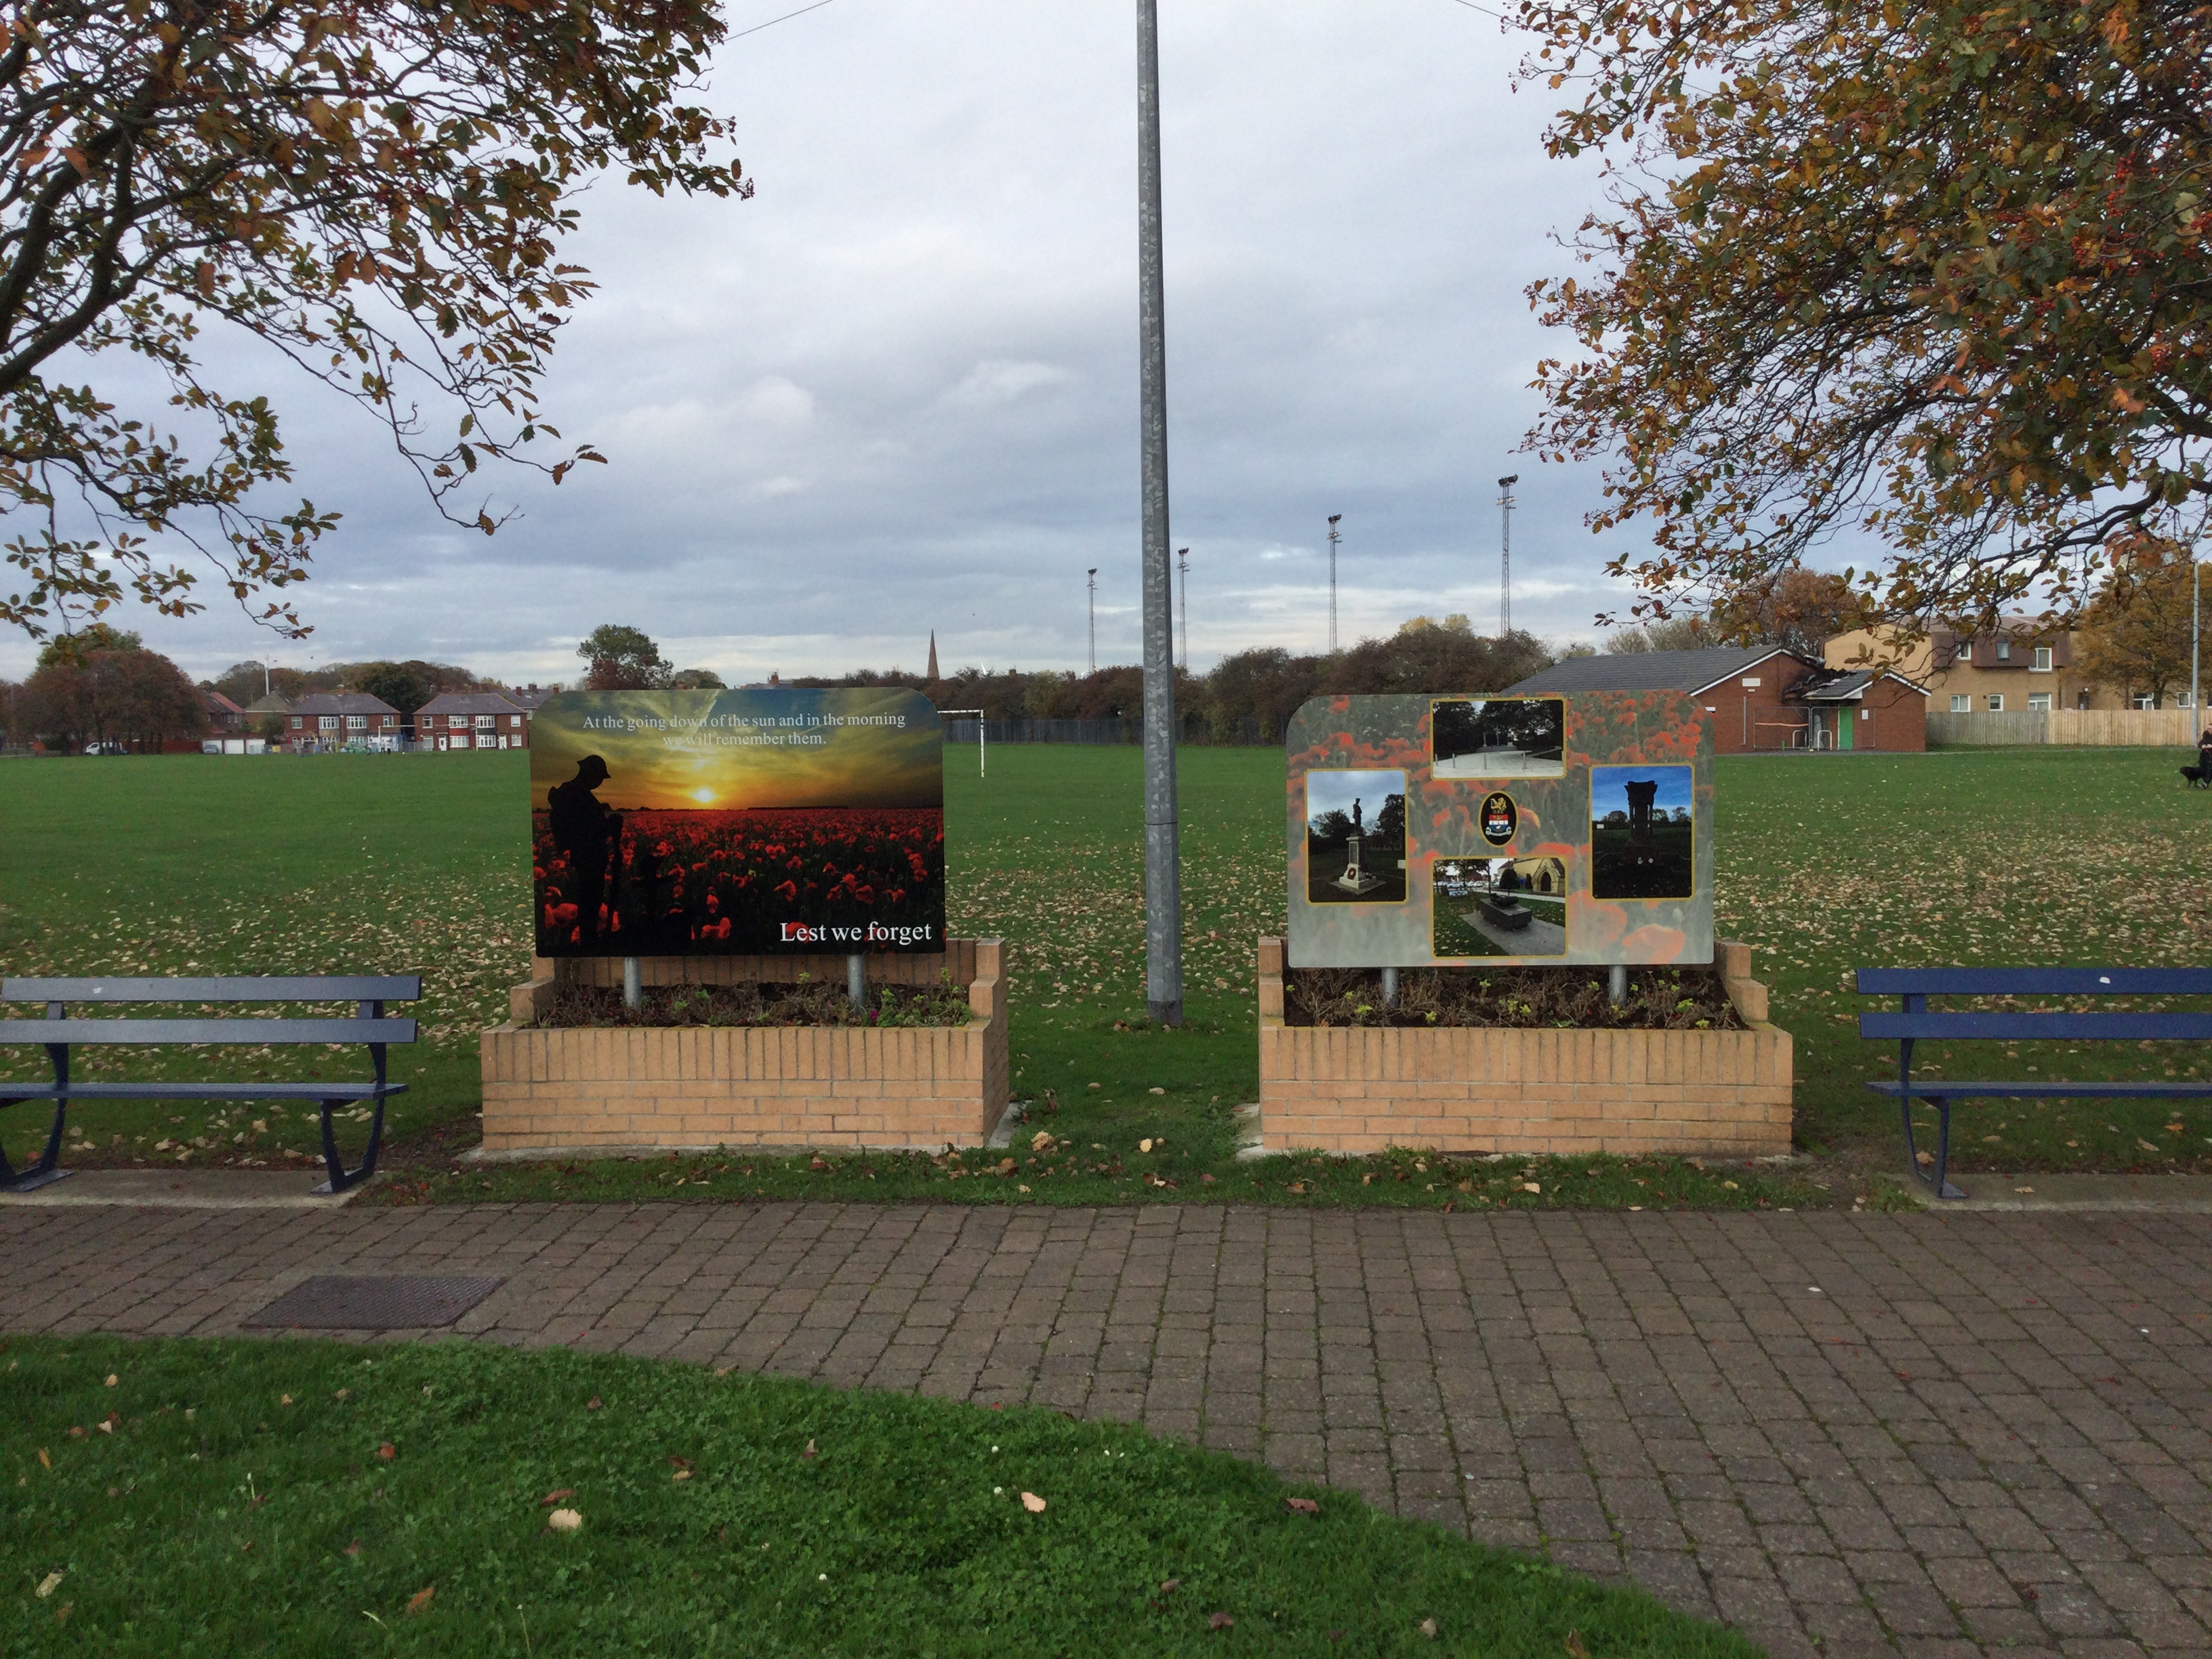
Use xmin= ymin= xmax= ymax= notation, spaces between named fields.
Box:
xmin=1927 ymin=708 xmax=2203 ymax=747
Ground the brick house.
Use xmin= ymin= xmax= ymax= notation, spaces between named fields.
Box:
xmin=202 ymin=689 xmax=245 ymax=732
xmin=1825 ymin=621 xmax=2142 ymax=712
xmin=415 ymin=689 xmax=530 ymax=751
xmin=1507 ymin=646 xmax=1927 ymax=752
xmin=287 ymin=692 xmax=402 ymax=752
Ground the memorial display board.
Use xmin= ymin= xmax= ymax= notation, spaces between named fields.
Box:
xmin=531 ymin=689 xmax=945 ymax=958
xmin=1286 ymin=692 xmax=1713 ymax=968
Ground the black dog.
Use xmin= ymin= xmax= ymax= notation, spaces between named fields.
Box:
xmin=2184 ymin=762 xmax=2211 ymax=789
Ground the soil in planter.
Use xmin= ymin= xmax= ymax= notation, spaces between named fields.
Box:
xmin=1284 ymin=965 xmax=1744 ymax=1031
xmin=536 ymin=979 xmax=972 ymax=1029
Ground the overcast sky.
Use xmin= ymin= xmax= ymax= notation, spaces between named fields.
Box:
xmin=2 ymin=0 xmax=1658 ymax=688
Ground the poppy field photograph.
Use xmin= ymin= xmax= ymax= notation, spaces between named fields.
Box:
xmin=530 ymin=689 xmax=946 ymax=956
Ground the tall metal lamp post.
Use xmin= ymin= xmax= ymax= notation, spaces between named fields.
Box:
xmin=1136 ymin=0 xmax=1183 ymax=1025
xmin=1497 ymin=474 xmax=1519 ymax=637
xmin=1086 ymin=568 xmax=1099 ymax=674
xmin=1177 ymin=547 xmax=1190 ymax=673
xmin=1327 ymin=514 xmax=1343 ymax=652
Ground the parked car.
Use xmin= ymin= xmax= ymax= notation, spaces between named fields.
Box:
xmin=82 ymin=742 xmax=125 ymax=756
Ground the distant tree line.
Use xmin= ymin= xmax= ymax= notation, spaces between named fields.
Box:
xmin=794 ymin=616 xmax=1558 ymax=741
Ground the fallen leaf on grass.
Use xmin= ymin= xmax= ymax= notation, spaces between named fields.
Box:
xmin=1420 ymin=1616 xmax=1439 ymax=1638
xmin=1021 ymin=1491 xmax=1046 ymax=1513
xmin=548 ymin=1509 xmax=582 ymax=1533
xmin=1565 ymin=1629 xmax=1588 ymax=1658
xmin=104 ymin=1374 xmax=117 ymax=1388
xmin=279 ymin=1393 xmax=293 ymax=1406
xmin=586 ymin=1396 xmax=602 ymax=1411
xmin=345 ymin=1540 xmax=362 ymax=1557
xmin=1522 ymin=1182 xmax=1542 ymax=1194
xmin=802 ymin=1440 xmax=817 ymax=1460
xmin=406 ymin=1586 xmax=434 ymax=1616
xmin=540 ymin=1489 xmax=575 ymax=1507
xmin=35 ymin=1572 xmax=62 ymax=1599
xmin=377 ymin=1443 xmax=396 ymax=1461
xmin=1209 ymin=1611 xmax=1234 ymax=1631
xmin=1139 ymin=1138 xmax=1153 ymax=1153
xmin=54 ymin=1604 xmax=70 ymax=1626
xmin=1159 ymin=1578 xmax=1181 ymax=1595
xmin=1286 ymin=1497 xmax=1319 ymax=1515
xmin=37 ymin=1449 xmax=50 ymax=1469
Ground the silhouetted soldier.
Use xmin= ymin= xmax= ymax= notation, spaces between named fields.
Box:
xmin=1350 ymin=798 xmax=1364 ymax=835
xmin=548 ymin=755 xmax=620 ymax=947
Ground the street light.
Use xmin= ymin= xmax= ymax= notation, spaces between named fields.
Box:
xmin=1327 ymin=514 xmax=1343 ymax=652
xmin=1177 ymin=547 xmax=1190 ymax=672
xmin=1086 ymin=568 xmax=1099 ymax=674
xmin=1497 ymin=475 xmax=1519 ymax=637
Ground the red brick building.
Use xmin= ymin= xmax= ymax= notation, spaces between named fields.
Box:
xmin=1509 ymin=647 xmax=1927 ymax=753
xmin=415 ymin=690 xmax=530 ymax=751
xmin=287 ymin=692 xmax=402 ymax=752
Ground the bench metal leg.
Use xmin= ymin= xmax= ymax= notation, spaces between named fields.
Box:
xmin=314 ymin=1093 xmax=388 ymax=1195
xmin=0 ymin=1038 xmax=75 ymax=1193
xmin=0 ymin=1093 xmax=73 ymax=1193
xmin=1900 ymin=1091 xmax=1965 ymax=1201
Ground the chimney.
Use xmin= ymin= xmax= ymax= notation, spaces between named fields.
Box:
xmin=769 ymin=672 xmax=781 ymax=687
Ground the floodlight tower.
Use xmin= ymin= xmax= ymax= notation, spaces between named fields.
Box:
xmin=1497 ymin=475 xmax=1519 ymax=636
xmin=1177 ymin=547 xmax=1190 ymax=672
xmin=1087 ymin=567 xmax=1099 ymax=674
xmin=1327 ymin=514 xmax=1343 ymax=652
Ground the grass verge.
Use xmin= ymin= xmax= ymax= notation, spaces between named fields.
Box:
xmin=2 ymin=1333 xmax=1759 ymax=1658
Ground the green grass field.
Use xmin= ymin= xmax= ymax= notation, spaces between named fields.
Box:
xmin=3 ymin=744 xmax=2209 ymax=1203
xmin=1 ymin=1333 xmax=1759 ymax=1658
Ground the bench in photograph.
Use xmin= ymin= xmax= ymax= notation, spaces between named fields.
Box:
xmin=0 ymin=976 xmax=420 ymax=1195
xmin=1857 ymin=967 xmax=2212 ymax=1199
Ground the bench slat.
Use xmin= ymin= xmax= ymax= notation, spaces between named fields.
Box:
xmin=1860 ymin=1011 xmax=2212 ymax=1042
xmin=1856 ymin=968 xmax=2212 ymax=996
xmin=0 ymin=1082 xmax=405 ymax=1101
xmin=0 ymin=1019 xmax=417 ymax=1045
xmin=1868 ymin=1080 xmax=2212 ymax=1099
xmin=2 ymin=976 xmax=421 ymax=1004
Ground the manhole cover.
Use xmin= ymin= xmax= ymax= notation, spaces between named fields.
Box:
xmin=245 ymin=1275 xmax=503 ymax=1330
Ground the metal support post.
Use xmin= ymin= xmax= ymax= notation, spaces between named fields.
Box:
xmin=1609 ymin=964 xmax=1627 ymax=1005
xmin=848 ymin=953 xmax=865 ymax=1011
xmin=623 ymin=956 xmax=642 ymax=1010
xmin=1380 ymin=966 xmax=1398 ymax=1007
xmin=1136 ymin=0 xmax=1183 ymax=1026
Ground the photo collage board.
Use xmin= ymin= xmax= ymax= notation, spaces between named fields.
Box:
xmin=531 ymin=688 xmax=947 ymax=958
xmin=1284 ymin=691 xmax=1714 ymax=968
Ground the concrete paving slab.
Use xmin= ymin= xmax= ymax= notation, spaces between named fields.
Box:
xmin=0 ymin=1168 xmax=365 ymax=1208
xmin=1944 ymin=1171 xmax=2212 ymax=1211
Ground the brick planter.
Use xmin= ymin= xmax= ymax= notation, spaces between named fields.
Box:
xmin=480 ymin=939 xmax=1008 ymax=1153
xmin=1256 ymin=937 xmax=1792 ymax=1156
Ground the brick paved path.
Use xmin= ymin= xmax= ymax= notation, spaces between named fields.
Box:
xmin=7 ymin=1202 xmax=2210 ymax=1659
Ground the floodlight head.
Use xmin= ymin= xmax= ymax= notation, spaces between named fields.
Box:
xmin=1499 ymin=474 xmax=1519 ymax=487
xmin=1327 ymin=514 xmax=1342 ymax=526
xmin=1177 ymin=546 xmax=1189 ymax=556
xmin=1087 ymin=567 xmax=1097 ymax=577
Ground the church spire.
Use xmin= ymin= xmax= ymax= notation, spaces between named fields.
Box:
xmin=926 ymin=630 xmax=939 ymax=680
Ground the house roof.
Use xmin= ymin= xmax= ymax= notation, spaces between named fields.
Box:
xmin=240 ymin=692 xmax=291 ymax=716
xmin=1797 ymin=668 xmax=1931 ymax=703
xmin=415 ymin=691 xmax=524 ymax=716
xmin=203 ymin=689 xmax=245 ymax=716
xmin=291 ymin=692 xmax=398 ymax=716
xmin=1506 ymin=647 xmax=1809 ymax=697
xmin=504 ymin=685 xmax=556 ymax=710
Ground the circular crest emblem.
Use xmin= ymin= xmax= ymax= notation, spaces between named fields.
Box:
xmin=1479 ymin=792 xmax=1517 ymax=846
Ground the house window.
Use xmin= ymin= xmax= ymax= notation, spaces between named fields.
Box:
xmin=474 ymin=714 xmax=495 ymax=730
xmin=2028 ymin=693 xmax=2052 ymax=712
xmin=2132 ymin=693 xmax=2156 ymax=710
xmin=1950 ymin=694 xmax=1970 ymax=713
xmin=346 ymin=715 xmax=366 ymax=731
xmin=1957 ymin=641 xmax=1971 ymax=663
xmin=510 ymin=715 xmax=523 ymax=729
xmin=291 ymin=716 xmax=302 ymax=729
xmin=1740 ymin=677 xmax=1761 ymax=689
xmin=1986 ymin=695 xmax=2004 ymax=712
xmin=2033 ymin=646 xmax=2052 ymax=672
xmin=1996 ymin=640 xmax=2011 ymax=661
xmin=318 ymin=715 xmax=337 ymax=731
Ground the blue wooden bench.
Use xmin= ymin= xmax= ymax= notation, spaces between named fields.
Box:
xmin=1858 ymin=968 xmax=2212 ymax=1199
xmin=0 ymin=976 xmax=419 ymax=1195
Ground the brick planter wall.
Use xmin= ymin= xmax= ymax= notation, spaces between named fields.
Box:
xmin=1256 ymin=937 xmax=1791 ymax=1156
xmin=480 ymin=939 xmax=1008 ymax=1153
